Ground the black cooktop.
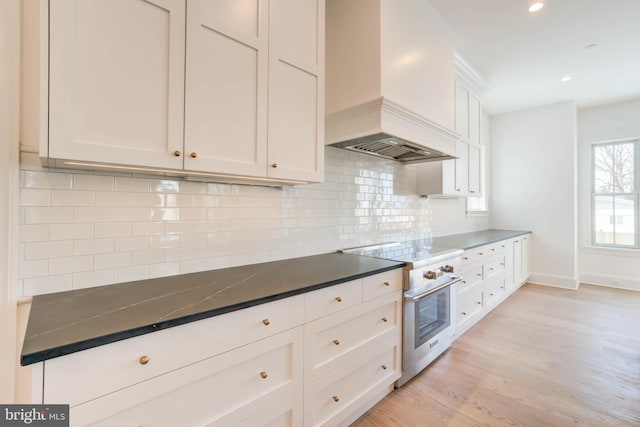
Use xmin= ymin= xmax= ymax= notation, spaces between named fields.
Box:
xmin=341 ymin=240 xmax=463 ymax=269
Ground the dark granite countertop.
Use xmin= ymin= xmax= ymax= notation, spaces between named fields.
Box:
xmin=21 ymin=253 xmax=403 ymax=366
xmin=432 ymin=229 xmax=530 ymax=250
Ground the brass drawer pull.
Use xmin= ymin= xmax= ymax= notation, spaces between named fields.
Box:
xmin=139 ymin=355 xmax=150 ymax=365
xmin=462 ymin=311 xmax=467 ymax=316
xmin=476 ymin=301 xmax=482 ymax=305
xmin=381 ymin=317 xmax=388 ymax=322
xmin=381 ymin=364 xmax=388 ymax=370
xmin=262 ymin=319 xmax=270 ymax=326
xmin=190 ymin=152 xmax=198 ymax=158
xmin=271 ymin=163 xmax=278 ymax=168
xmin=173 ymin=150 xmax=181 ymax=157
xmin=335 ymin=296 xmax=342 ymax=302
xmin=333 ymin=339 xmax=340 ymax=346
xmin=260 ymin=371 xmax=268 ymax=379
xmin=384 ymin=281 xmax=390 ymax=287
xmin=332 ymin=395 xmax=340 ymax=402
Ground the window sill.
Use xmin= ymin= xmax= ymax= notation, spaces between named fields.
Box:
xmin=582 ymin=245 xmax=640 ymax=257
xmin=466 ymin=210 xmax=488 ymax=218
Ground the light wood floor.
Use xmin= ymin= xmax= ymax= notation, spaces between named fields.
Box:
xmin=352 ymin=283 xmax=640 ymax=427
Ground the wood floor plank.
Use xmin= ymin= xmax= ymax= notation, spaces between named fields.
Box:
xmin=352 ymin=283 xmax=640 ymax=427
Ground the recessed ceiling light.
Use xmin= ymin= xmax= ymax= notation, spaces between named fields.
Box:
xmin=560 ymin=75 xmax=572 ymax=82
xmin=528 ymin=2 xmax=544 ymax=12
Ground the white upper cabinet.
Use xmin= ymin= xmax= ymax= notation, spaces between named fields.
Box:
xmin=43 ymin=0 xmax=324 ymax=184
xmin=184 ymin=0 xmax=268 ymax=177
xmin=48 ymin=0 xmax=185 ymax=169
xmin=267 ymin=0 xmax=324 ymax=182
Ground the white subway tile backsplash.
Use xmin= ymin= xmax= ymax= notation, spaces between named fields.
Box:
xmin=94 ymin=223 xmax=132 ymax=238
xmin=23 ymin=171 xmax=73 ymax=190
xmin=19 ymin=259 xmax=49 ymax=279
xmin=24 ymin=274 xmax=73 ymax=295
xmin=94 ymin=252 xmax=132 ymax=270
xmin=74 ymin=207 xmax=115 ymax=223
xmin=114 ymin=236 xmax=149 ymax=252
xmin=50 ymin=223 xmax=94 ymax=241
xmin=74 ymin=238 xmax=114 ymax=256
xmin=20 ymin=224 xmax=49 ymax=242
xmin=95 ymin=191 xmax=134 ymax=207
xmin=132 ymin=249 xmax=164 ymax=266
xmin=50 ymin=255 xmax=93 ymax=275
xmin=72 ymin=269 xmax=114 ymax=289
xmin=20 ymin=189 xmax=51 ymax=206
xmin=114 ymin=265 xmax=149 ymax=283
xmin=17 ymin=147 xmax=488 ymax=296
xmin=115 ymin=207 xmax=151 ymax=222
xmin=115 ymin=177 xmax=149 ymax=192
xmin=74 ymin=174 xmax=114 ymax=191
xmin=51 ymin=190 xmax=95 ymax=206
xmin=25 ymin=207 xmax=74 ymax=224
xmin=24 ymin=241 xmax=74 ymax=260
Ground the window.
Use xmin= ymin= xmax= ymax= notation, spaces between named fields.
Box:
xmin=592 ymin=139 xmax=639 ymax=248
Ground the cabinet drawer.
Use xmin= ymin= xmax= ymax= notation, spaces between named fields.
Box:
xmin=485 ymin=255 xmax=506 ymax=279
xmin=485 ymin=276 xmax=506 ymax=308
xmin=304 ymin=279 xmax=363 ymax=322
xmin=485 ymin=241 xmax=508 ymax=255
xmin=304 ymin=340 xmax=400 ymax=427
xmin=236 ymin=392 xmax=303 ymax=427
xmin=71 ymin=328 xmax=303 ymax=427
xmin=457 ymin=287 xmax=483 ymax=326
xmin=362 ymin=269 xmax=403 ymax=301
xmin=458 ymin=262 xmax=483 ymax=293
xmin=304 ymin=292 xmax=401 ymax=383
xmin=44 ymin=294 xmax=304 ymax=406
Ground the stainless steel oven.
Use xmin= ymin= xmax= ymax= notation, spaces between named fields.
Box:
xmin=340 ymin=241 xmax=462 ymax=387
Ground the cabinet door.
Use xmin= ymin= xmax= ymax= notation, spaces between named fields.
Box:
xmin=513 ymin=238 xmax=523 ymax=285
xmin=454 ymin=141 xmax=469 ymax=194
xmin=468 ymin=143 xmax=481 ymax=195
xmin=468 ymin=93 xmax=481 ymax=145
xmin=184 ymin=0 xmax=268 ymax=177
xmin=454 ymin=82 xmax=469 ymax=140
xmin=267 ymin=0 xmax=324 ymax=182
xmin=48 ymin=0 xmax=185 ymax=169
xmin=522 ymin=235 xmax=531 ymax=280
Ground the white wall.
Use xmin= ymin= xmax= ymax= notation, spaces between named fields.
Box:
xmin=490 ymin=101 xmax=578 ymax=289
xmin=577 ymin=99 xmax=640 ymax=291
xmin=0 ymin=0 xmax=21 ymax=403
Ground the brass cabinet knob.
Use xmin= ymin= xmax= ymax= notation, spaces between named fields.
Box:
xmin=173 ymin=150 xmax=181 ymax=157
xmin=381 ymin=317 xmax=388 ymax=322
xmin=260 ymin=371 xmax=268 ymax=379
xmin=469 ymin=190 xmax=476 ymax=193
xmin=478 ymin=252 xmax=484 ymax=256
xmin=333 ymin=339 xmax=340 ymax=346
xmin=501 ymin=286 xmax=505 ymax=289
xmin=463 ymin=256 xmax=469 ymax=260
xmin=262 ymin=319 xmax=270 ymax=326
xmin=515 ymin=240 xmax=520 ymax=243
xmin=139 ymin=355 xmax=150 ymax=365
xmin=476 ymin=273 xmax=482 ymax=277
xmin=462 ymin=280 xmax=467 ymax=284
xmin=271 ymin=163 xmax=278 ymax=168
xmin=462 ymin=311 xmax=467 ymax=316
xmin=490 ymin=268 xmax=494 ymax=271
xmin=442 ymin=265 xmax=454 ymax=273
xmin=190 ymin=152 xmax=198 ymax=158
xmin=381 ymin=364 xmax=388 ymax=370
xmin=335 ymin=296 xmax=342 ymax=302
xmin=456 ymin=188 xmax=461 ymax=192
xmin=491 ymin=248 xmax=495 ymax=252
xmin=383 ymin=281 xmax=390 ymax=287
xmin=332 ymin=395 xmax=340 ymax=402
xmin=476 ymin=301 xmax=482 ymax=305
xmin=424 ymin=270 xmax=437 ymax=280
xmin=489 ymin=293 xmax=494 ymax=297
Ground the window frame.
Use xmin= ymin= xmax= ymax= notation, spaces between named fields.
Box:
xmin=590 ymin=138 xmax=640 ymax=249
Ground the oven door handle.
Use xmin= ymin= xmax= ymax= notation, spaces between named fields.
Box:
xmin=404 ymin=276 xmax=462 ymax=302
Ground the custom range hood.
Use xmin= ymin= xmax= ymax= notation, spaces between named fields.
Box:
xmin=325 ymin=0 xmax=460 ymax=163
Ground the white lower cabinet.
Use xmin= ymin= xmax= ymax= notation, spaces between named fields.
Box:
xmin=34 ymin=269 xmax=403 ymax=427
xmin=455 ymin=234 xmax=531 ymax=339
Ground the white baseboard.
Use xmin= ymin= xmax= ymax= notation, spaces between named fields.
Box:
xmin=527 ymin=272 xmax=579 ymax=290
xmin=579 ymin=273 xmax=640 ymax=292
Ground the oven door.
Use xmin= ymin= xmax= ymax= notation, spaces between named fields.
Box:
xmin=399 ymin=276 xmax=460 ymax=386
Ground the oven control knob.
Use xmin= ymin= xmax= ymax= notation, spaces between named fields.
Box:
xmin=441 ymin=265 xmax=454 ymax=273
xmin=424 ymin=270 xmax=437 ymax=280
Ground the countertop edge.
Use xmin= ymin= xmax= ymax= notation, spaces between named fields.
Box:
xmin=20 ymin=262 xmax=404 ymax=366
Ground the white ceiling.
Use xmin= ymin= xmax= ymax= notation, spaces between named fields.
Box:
xmin=430 ymin=0 xmax=640 ymax=115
